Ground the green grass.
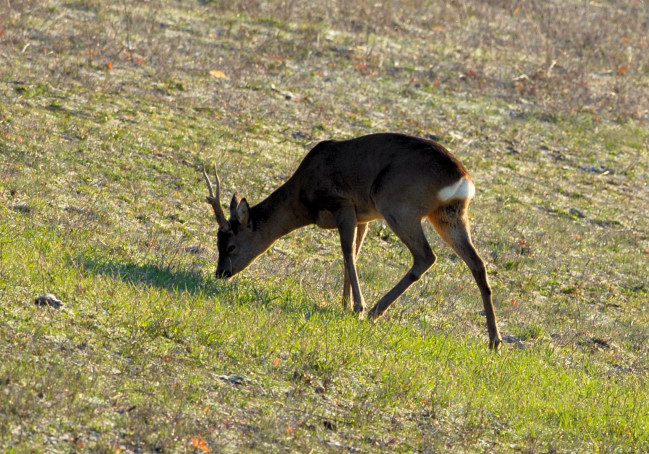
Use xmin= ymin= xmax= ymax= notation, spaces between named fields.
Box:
xmin=1 ymin=0 xmax=648 ymax=452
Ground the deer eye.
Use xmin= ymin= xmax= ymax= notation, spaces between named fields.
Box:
xmin=227 ymin=245 xmax=236 ymax=254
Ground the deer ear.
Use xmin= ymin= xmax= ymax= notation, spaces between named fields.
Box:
xmin=230 ymin=193 xmax=250 ymax=227
xmin=230 ymin=193 xmax=240 ymax=218
xmin=236 ymin=198 xmax=250 ymax=226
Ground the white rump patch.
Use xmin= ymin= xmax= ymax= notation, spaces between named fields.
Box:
xmin=437 ymin=177 xmax=475 ymax=202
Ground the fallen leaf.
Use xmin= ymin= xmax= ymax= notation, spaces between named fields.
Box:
xmin=191 ymin=435 xmax=210 ymax=453
xmin=209 ymin=69 xmax=229 ymax=80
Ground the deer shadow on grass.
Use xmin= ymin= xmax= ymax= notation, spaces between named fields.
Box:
xmin=79 ymin=256 xmax=221 ymax=296
xmin=78 ymin=256 xmax=340 ymax=317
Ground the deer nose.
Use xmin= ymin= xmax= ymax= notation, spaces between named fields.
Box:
xmin=215 ymin=268 xmax=232 ymax=279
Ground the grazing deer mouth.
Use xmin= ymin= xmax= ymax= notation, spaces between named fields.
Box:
xmin=215 ymin=268 xmax=232 ymax=279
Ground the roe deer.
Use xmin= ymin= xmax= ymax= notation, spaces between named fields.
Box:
xmin=203 ymin=133 xmax=502 ymax=349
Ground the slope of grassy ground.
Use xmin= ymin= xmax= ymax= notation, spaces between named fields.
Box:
xmin=1 ymin=1 xmax=648 ymax=452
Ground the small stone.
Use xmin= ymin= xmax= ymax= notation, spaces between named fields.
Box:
xmin=11 ymin=204 xmax=31 ymax=214
xmin=502 ymin=334 xmax=520 ymax=344
xmin=184 ymin=246 xmax=204 ymax=255
xmin=34 ymin=293 xmax=63 ymax=309
xmin=217 ymin=374 xmax=245 ymax=385
xmin=569 ymin=208 xmax=586 ymax=218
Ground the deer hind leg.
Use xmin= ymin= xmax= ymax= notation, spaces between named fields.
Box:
xmin=428 ymin=202 xmax=502 ymax=350
xmin=343 ymin=222 xmax=369 ymax=311
xmin=335 ymin=208 xmax=366 ymax=314
xmin=366 ymin=214 xmax=437 ymax=320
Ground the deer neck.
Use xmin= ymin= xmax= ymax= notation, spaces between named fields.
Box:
xmin=250 ymin=179 xmax=311 ymax=246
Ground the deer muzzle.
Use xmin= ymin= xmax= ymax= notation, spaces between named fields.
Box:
xmin=215 ymin=268 xmax=232 ymax=279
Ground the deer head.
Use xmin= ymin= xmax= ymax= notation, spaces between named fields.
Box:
xmin=202 ymin=164 xmax=266 ymax=278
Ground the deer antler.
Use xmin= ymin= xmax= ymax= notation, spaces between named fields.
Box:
xmin=202 ymin=163 xmax=230 ymax=230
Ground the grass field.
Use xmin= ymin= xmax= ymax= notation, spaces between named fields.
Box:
xmin=1 ymin=0 xmax=648 ymax=452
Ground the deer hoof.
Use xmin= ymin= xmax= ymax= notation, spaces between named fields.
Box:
xmin=365 ymin=308 xmax=381 ymax=323
xmin=489 ymin=336 xmax=503 ymax=352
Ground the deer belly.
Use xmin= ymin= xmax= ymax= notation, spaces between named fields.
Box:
xmin=315 ymin=208 xmax=381 ymax=229
xmin=315 ymin=211 xmax=337 ymax=229
xmin=356 ymin=207 xmax=382 ymax=223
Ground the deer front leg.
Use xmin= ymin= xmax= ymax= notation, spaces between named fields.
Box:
xmin=367 ymin=216 xmax=436 ymax=321
xmin=342 ymin=222 xmax=369 ymax=311
xmin=336 ymin=208 xmax=366 ymax=314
